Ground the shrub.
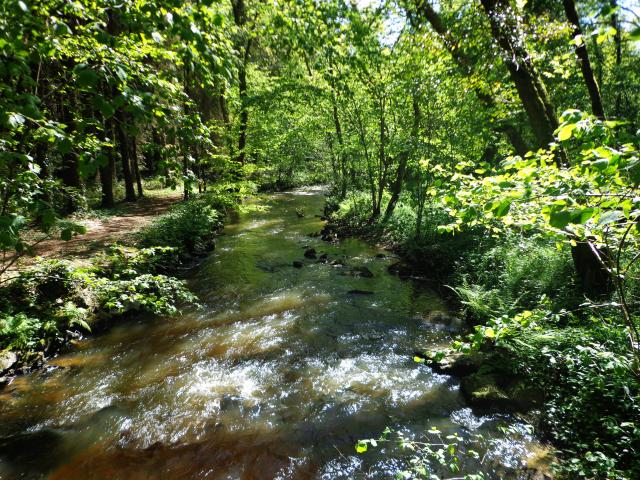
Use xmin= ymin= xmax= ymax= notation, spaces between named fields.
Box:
xmin=95 ymin=274 xmax=197 ymax=316
xmin=0 ymin=313 xmax=43 ymax=351
xmin=100 ymin=245 xmax=182 ymax=278
xmin=138 ymin=198 xmax=221 ymax=255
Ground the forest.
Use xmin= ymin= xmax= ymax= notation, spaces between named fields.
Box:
xmin=1 ymin=0 xmax=640 ymax=478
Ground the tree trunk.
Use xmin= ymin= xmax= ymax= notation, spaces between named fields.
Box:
xmin=571 ymin=241 xmax=613 ymax=296
xmin=132 ymin=136 xmax=143 ymax=198
xmin=383 ymin=92 xmax=420 ymax=222
xmin=232 ymin=0 xmax=251 ymax=166
xmin=562 ymin=0 xmax=606 ymax=119
xmin=115 ymin=110 xmax=137 ymax=202
xmin=610 ymin=0 xmax=623 ymax=117
xmin=479 ymin=0 xmax=560 ymax=150
xmin=99 ymin=130 xmax=115 ymax=209
xmin=415 ymin=1 xmax=531 ymax=155
xmin=60 ymin=97 xmax=81 ymax=215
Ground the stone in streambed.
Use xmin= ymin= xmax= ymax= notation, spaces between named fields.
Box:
xmin=387 ymin=261 xmax=412 ymax=279
xmin=292 ymin=261 xmax=303 ymax=268
xmin=350 ymin=266 xmax=373 ymax=278
xmin=304 ymin=248 xmax=317 ymax=259
xmin=0 ymin=350 xmax=17 ymax=373
xmin=348 ymin=290 xmax=374 ymax=295
xmin=318 ymin=253 xmax=328 ymax=263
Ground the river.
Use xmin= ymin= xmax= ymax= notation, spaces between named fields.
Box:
xmin=0 ymin=188 xmax=547 ymax=479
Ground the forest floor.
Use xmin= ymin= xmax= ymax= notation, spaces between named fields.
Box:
xmin=3 ymin=190 xmax=181 ymax=277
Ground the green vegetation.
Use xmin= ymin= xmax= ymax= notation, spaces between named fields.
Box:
xmin=0 ymin=196 xmax=224 ymax=368
xmin=2 ymin=0 xmax=640 ymax=477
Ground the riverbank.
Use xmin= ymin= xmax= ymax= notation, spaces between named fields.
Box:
xmin=324 ymin=191 xmax=640 ymax=479
xmin=0 ymin=193 xmax=227 ymax=386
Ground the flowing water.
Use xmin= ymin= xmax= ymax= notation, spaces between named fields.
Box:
xmin=0 ymin=188 xmax=548 ymax=479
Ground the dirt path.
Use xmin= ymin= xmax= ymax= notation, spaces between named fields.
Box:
xmin=9 ymin=193 xmax=181 ymax=273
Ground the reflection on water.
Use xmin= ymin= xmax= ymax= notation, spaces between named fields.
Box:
xmin=0 ymin=187 xmax=546 ymax=479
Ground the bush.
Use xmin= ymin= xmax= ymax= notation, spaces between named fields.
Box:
xmin=95 ymin=274 xmax=197 ymax=316
xmin=100 ymin=245 xmax=182 ymax=278
xmin=452 ymin=235 xmax=580 ymax=322
xmin=0 ymin=313 xmax=44 ymax=351
xmin=138 ymin=198 xmax=222 ymax=255
xmin=501 ymin=326 xmax=640 ymax=479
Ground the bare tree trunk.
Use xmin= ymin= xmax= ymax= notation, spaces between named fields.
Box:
xmin=562 ymin=0 xmax=606 ymax=119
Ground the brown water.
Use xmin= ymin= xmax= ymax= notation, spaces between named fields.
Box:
xmin=0 ymin=188 xmax=545 ymax=479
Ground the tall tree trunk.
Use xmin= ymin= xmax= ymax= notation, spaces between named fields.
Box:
xmin=132 ymin=136 xmax=143 ymax=198
xmin=373 ymin=99 xmax=387 ymax=219
xmin=115 ymin=110 xmax=136 ymax=202
xmin=383 ymin=92 xmax=420 ymax=222
xmin=232 ymin=0 xmax=251 ymax=166
xmin=99 ymin=122 xmax=115 ymax=209
xmin=610 ymin=0 xmax=623 ymax=117
xmin=60 ymin=97 xmax=81 ymax=215
xmin=414 ymin=1 xmax=530 ymax=155
xmin=479 ymin=0 xmax=560 ymax=150
xmin=562 ymin=0 xmax=606 ymax=119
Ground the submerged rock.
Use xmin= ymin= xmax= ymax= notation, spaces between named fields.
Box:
xmin=348 ymin=289 xmax=374 ymax=295
xmin=292 ymin=260 xmax=303 ymax=268
xmin=460 ymin=373 xmax=511 ymax=410
xmin=304 ymin=248 xmax=317 ymax=259
xmin=387 ymin=261 xmax=412 ymax=279
xmin=420 ymin=310 xmax=466 ymax=332
xmin=318 ymin=253 xmax=329 ymax=263
xmin=459 ymin=371 xmax=544 ymax=412
xmin=350 ymin=266 xmax=374 ymax=278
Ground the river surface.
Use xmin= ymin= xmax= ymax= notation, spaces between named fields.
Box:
xmin=0 ymin=188 xmax=547 ymax=479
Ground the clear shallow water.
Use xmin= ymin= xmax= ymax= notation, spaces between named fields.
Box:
xmin=0 ymin=188 xmax=547 ymax=479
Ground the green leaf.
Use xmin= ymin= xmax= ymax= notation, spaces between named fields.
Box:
xmin=76 ymin=68 xmax=99 ymax=89
xmin=557 ymin=123 xmax=576 ymax=141
xmin=483 ymin=327 xmax=496 ymax=339
xmin=629 ymin=26 xmax=640 ymax=41
xmin=492 ymin=198 xmax=511 ymax=218
xmin=355 ymin=441 xmax=368 ymax=453
xmin=549 ymin=209 xmax=571 ymax=229
xmin=7 ymin=112 xmax=25 ymax=129
xmin=597 ymin=210 xmax=623 ymax=226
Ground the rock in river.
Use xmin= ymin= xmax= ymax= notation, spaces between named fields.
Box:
xmin=0 ymin=350 xmax=17 ymax=373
